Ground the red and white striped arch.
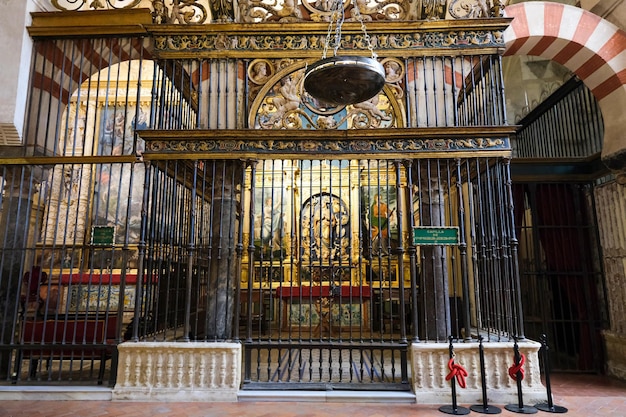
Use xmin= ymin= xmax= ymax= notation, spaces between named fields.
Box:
xmin=503 ymin=2 xmax=626 ymax=165
xmin=31 ymin=37 xmax=152 ymax=106
xmin=27 ymin=37 xmax=153 ymax=152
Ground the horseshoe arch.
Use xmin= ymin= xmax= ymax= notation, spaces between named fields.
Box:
xmin=503 ymin=2 xmax=626 ymax=179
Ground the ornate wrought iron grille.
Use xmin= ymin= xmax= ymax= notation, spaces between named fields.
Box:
xmin=515 ymin=78 xmax=604 ymax=159
xmin=124 ymin=155 xmax=523 ymax=389
xmin=1 ymin=16 xmax=519 ymax=386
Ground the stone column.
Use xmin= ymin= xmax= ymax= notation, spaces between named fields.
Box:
xmin=206 ymin=161 xmax=242 ymax=340
xmin=0 ymin=165 xmax=44 ymax=377
xmin=419 ymin=176 xmax=450 ymax=341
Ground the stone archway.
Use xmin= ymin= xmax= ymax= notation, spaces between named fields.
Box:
xmin=503 ymin=2 xmax=626 ymax=180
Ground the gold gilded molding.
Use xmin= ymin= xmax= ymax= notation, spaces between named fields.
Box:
xmin=29 ymin=9 xmax=153 ymax=37
xmin=152 ymin=31 xmax=506 ymax=59
xmin=144 ymin=137 xmax=509 ymax=154
xmin=139 ymin=127 xmax=514 ymax=160
xmin=146 ymin=19 xmax=511 ymax=58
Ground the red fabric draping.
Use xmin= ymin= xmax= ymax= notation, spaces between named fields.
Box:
xmin=514 ymin=183 xmax=602 ymax=370
xmin=535 ymin=184 xmax=600 ymax=369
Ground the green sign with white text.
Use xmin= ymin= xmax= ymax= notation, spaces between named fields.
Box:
xmin=91 ymin=226 xmax=115 ymax=246
xmin=413 ymin=227 xmax=459 ymax=245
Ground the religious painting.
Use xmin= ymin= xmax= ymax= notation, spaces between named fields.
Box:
xmin=253 ymin=188 xmax=287 ymax=259
xmin=95 ymin=104 xmax=149 ymax=245
xmin=300 ymin=265 xmax=352 ymax=286
xmin=99 ymin=104 xmax=147 ymax=157
xmin=360 ymin=186 xmax=399 ymax=257
xmin=283 ymin=299 xmax=367 ymax=330
xmin=299 ymin=193 xmax=350 ymax=264
xmin=67 ymin=285 xmax=136 ymax=313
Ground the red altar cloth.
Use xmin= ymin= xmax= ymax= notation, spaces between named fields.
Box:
xmin=276 ymin=286 xmax=371 ymax=299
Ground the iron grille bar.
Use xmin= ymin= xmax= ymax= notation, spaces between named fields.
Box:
xmin=516 ymin=79 xmax=603 ymax=159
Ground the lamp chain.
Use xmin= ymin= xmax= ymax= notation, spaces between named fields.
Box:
xmin=333 ymin=0 xmax=345 ymax=57
xmin=322 ymin=0 xmax=345 ymax=59
xmin=350 ymin=0 xmax=377 ymax=59
xmin=321 ymin=0 xmax=376 ymax=59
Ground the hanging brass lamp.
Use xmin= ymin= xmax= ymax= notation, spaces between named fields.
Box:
xmin=302 ymin=0 xmax=385 ymax=107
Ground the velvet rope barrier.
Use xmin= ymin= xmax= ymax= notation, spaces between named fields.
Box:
xmin=470 ymin=336 xmax=502 ymax=414
xmin=508 ymin=352 xmax=526 ymax=381
xmin=439 ymin=336 xmax=470 ymax=415
xmin=446 ymin=356 xmax=469 ymax=389
xmin=504 ymin=339 xmax=538 ymax=414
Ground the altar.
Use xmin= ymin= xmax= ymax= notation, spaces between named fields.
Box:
xmin=276 ymin=286 xmax=371 ymax=332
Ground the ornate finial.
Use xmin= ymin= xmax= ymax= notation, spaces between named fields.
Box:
xmin=150 ymin=0 xmax=209 ymax=24
xmin=151 ymin=0 xmax=170 ymax=23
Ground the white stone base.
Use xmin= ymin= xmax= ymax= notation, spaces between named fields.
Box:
xmin=238 ymin=390 xmax=417 ymax=403
xmin=410 ymin=341 xmax=546 ymax=405
xmin=112 ymin=341 xmax=241 ymax=402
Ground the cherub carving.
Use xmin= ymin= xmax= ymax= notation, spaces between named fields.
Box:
xmin=267 ymin=76 xmax=301 ymax=125
xmin=240 ymin=0 xmax=303 ymax=22
xmin=353 ymin=95 xmax=391 ymax=121
xmin=170 ymin=0 xmax=196 ymax=24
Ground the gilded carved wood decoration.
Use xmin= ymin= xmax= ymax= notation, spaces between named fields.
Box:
xmin=140 ymin=129 xmax=511 ymax=158
xmin=50 ymin=0 xmax=509 ymax=23
xmin=52 ymin=0 xmax=143 ymax=11
xmin=152 ymin=28 xmax=505 ymax=56
xmin=145 ymin=137 xmax=509 ymax=153
xmin=246 ymin=58 xmax=402 ymax=130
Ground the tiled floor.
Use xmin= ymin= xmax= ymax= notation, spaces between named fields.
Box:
xmin=1 ymin=373 xmax=625 ymax=417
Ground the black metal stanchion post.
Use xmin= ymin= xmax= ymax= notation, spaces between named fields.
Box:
xmin=505 ymin=338 xmax=538 ymax=414
xmin=470 ymin=336 xmax=502 ymax=414
xmin=439 ymin=337 xmax=470 ymax=415
xmin=535 ymin=334 xmax=568 ymax=413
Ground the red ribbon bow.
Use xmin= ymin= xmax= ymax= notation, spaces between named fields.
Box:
xmin=508 ymin=353 xmax=526 ymax=381
xmin=445 ymin=357 xmax=468 ymax=389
